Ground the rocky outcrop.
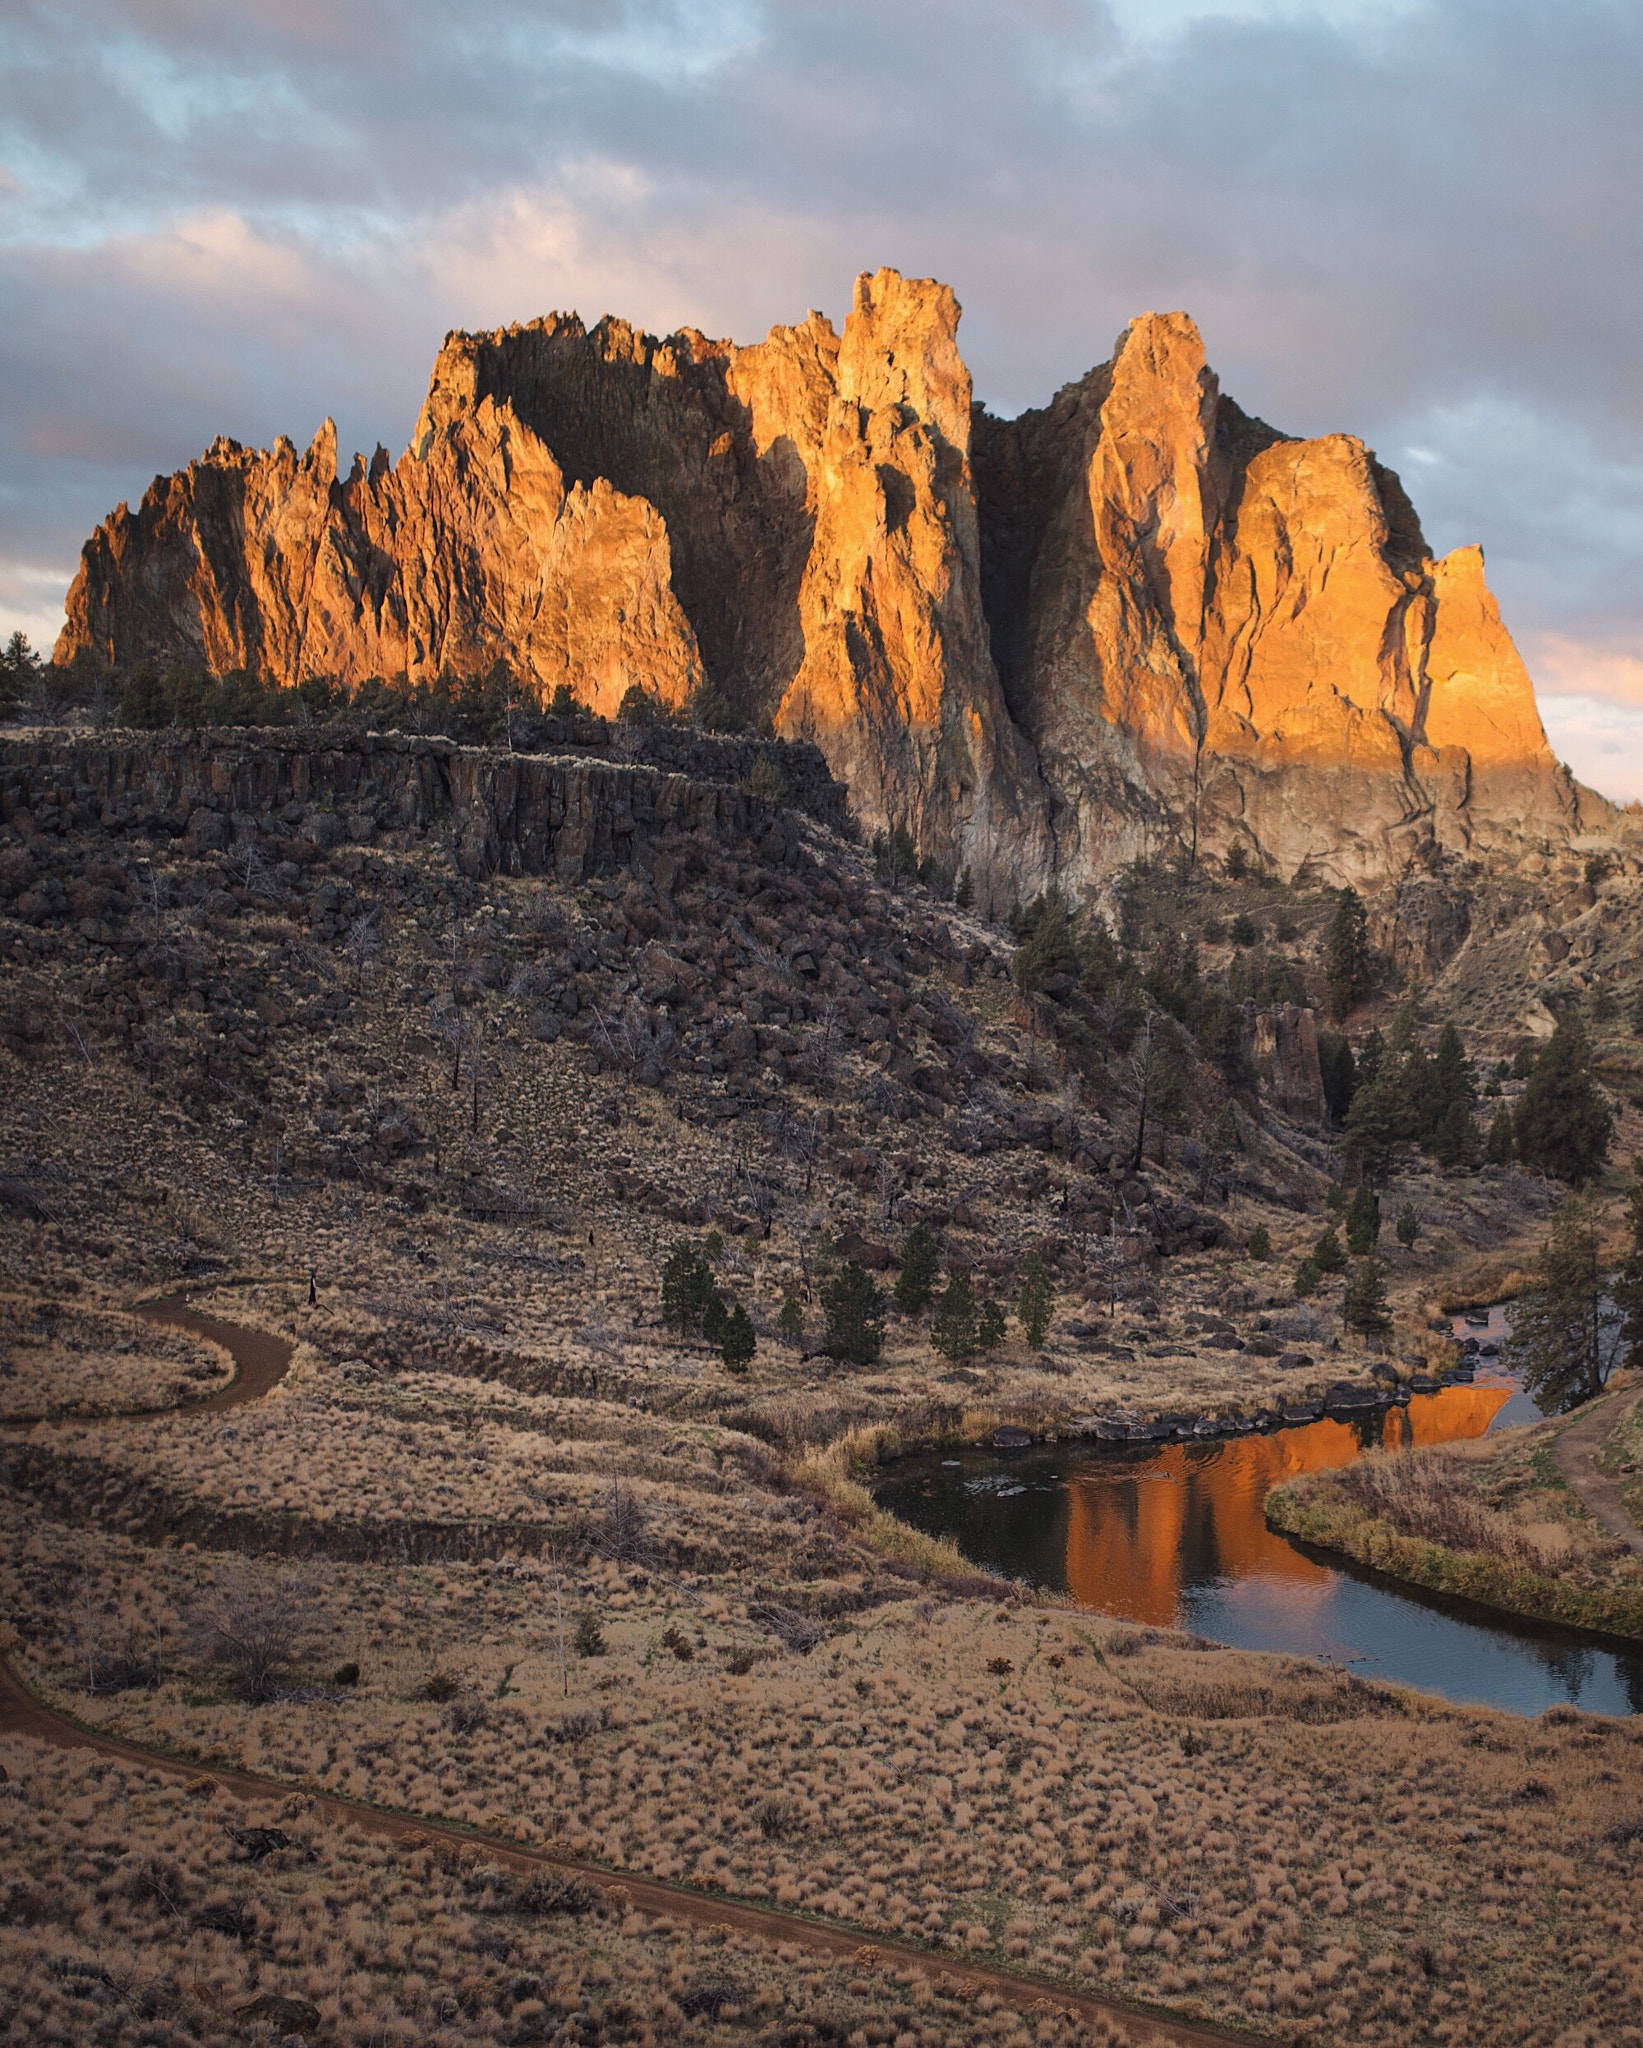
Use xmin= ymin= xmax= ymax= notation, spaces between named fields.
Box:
xmin=57 ymin=271 xmax=1618 ymax=899
xmin=0 ymin=729 xmax=830 ymax=885
xmin=1250 ymin=1004 xmax=1326 ymax=1128
xmin=59 ymin=404 xmax=703 ymax=720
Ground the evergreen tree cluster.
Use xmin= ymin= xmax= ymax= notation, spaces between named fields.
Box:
xmin=1343 ymin=1015 xmax=1483 ymax=1181
xmin=659 ymin=1241 xmax=756 ymax=1372
xmin=889 ymin=1227 xmax=1055 ymax=1360
xmin=1339 ymin=1010 xmax=1610 ymax=1187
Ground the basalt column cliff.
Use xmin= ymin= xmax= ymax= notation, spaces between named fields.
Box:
xmin=58 ymin=269 xmax=1596 ymax=894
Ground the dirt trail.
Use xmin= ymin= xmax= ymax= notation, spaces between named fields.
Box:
xmin=0 ymin=1299 xmax=1267 ymax=2048
xmin=1554 ymin=1384 xmax=1643 ymax=1556
xmin=0 ymin=1294 xmax=294 ymax=1430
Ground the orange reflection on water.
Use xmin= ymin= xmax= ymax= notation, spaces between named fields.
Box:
xmin=1064 ymin=1383 xmax=1512 ymax=1628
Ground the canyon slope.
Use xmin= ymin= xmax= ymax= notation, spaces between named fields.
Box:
xmin=57 ymin=269 xmax=1613 ymax=899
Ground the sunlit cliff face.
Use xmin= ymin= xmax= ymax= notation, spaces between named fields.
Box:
xmin=1064 ymin=1384 xmax=1512 ymax=1627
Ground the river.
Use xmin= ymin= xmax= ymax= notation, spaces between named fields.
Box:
xmin=877 ymin=1307 xmax=1643 ymax=1717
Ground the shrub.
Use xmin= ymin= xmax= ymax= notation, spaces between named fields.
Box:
xmin=420 ymin=1668 xmax=459 ymax=1702
xmin=331 ymin=1661 xmax=360 ymax=1687
xmin=744 ymin=754 xmax=786 ymax=803
xmin=190 ymin=1570 xmax=315 ymax=1704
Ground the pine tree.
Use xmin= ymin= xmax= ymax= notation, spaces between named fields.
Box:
xmin=977 ymin=1297 xmax=1006 ymax=1352
xmin=820 ymin=1263 xmax=885 ymax=1365
xmin=931 ymin=1272 xmax=980 ymax=1361
xmin=1514 ymin=1017 xmax=1614 ymax=1183
xmin=1343 ymin=1257 xmax=1392 ymax=1341
xmin=1246 ymin=1224 xmax=1272 ymax=1261
xmin=776 ymin=1294 xmax=805 ymax=1345
xmin=720 ymin=1302 xmax=757 ymax=1373
xmin=1293 ymin=1256 xmax=1322 ymax=1299
xmin=1504 ymin=1201 xmax=1625 ymax=1409
xmin=1015 ymin=1254 xmax=1053 ymax=1348
xmin=1433 ymin=1022 xmax=1475 ymax=1115
xmin=1345 ymin=1184 xmax=1382 ymax=1256
xmin=1395 ymin=1202 xmax=1420 ymax=1249
xmin=1325 ymin=887 xmax=1370 ymax=1019
xmin=660 ymin=1243 xmax=719 ymax=1335
xmin=1312 ymin=1224 xmax=1347 ymax=1275
xmin=1485 ymin=1103 xmax=1516 ymax=1167
xmin=1614 ymin=1162 xmax=1643 ymax=1370
xmin=894 ymin=1223 xmax=941 ymax=1314
xmin=1343 ymin=1071 xmax=1402 ymax=1185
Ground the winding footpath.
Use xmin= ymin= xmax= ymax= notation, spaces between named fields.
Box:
xmin=1553 ymin=1382 xmax=1643 ymax=1556
xmin=0 ymin=1296 xmax=1266 ymax=2048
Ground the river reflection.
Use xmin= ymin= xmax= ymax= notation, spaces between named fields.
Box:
xmin=878 ymin=1357 xmax=1643 ymax=1716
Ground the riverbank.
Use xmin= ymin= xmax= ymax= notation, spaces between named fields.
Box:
xmin=1265 ymin=1392 xmax=1643 ymax=1644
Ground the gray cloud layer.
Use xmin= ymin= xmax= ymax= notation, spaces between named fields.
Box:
xmin=3 ymin=0 xmax=1640 ymax=791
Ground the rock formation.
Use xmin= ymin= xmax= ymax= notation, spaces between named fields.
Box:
xmin=57 ymin=269 xmax=1614 ymax=898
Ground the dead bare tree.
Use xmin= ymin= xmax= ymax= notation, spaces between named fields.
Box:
xmin=190 ymin=1570 xmax=316 ymax=1703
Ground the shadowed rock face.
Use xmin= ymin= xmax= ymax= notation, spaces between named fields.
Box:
xmin=58 ymin=269 xmax=1607 ymax=899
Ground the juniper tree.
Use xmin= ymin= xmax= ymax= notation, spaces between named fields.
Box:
xmin=894 ymin=1223 xmax=941 ymax=1315
xmin=1312 ymin=1224 xmax=1347 ymax=1275
xmin=821 ymin=1262 xmax=885 ymax=1365
xmin=1485 ymin=1103 xmax=1516 ymax=1167
xmin=660 ymin=1243 xmax=720 ymax=1335
xmin=1015 ymin=1253 xmax=1054 ymax=1347
xmin=1395 ymin=1202 xmax=1420 ymax=1249
xmin=1345 ymin=1183 xmax=1382 ymax=1256
xmin=1246 ymin=1224 xmax=1272 ymax=1261
xmin=720 ymin=1302 xmax=757 ymax=1373
xmin=977 ymin=1297 xmax=1007 ymax=1353
xmin=776 ymin=1294 xmax=805 ymax=1345
xmin=931 ymin=1272 xmax=980 ymax=1361
xmin=1343 ymin=1258 xmax=1393 ymax=1342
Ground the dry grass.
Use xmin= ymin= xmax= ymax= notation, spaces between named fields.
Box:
xmin=1270 ymin=1422 xmax=1643 ymax=1643
xmin=0 ymin=1298 xmax=227 ymax=1420
xmin=13 ymin=1505 xmax=1643 ymax=2044
xmin=0 ymin=1737 xmax=1139 ymax=2048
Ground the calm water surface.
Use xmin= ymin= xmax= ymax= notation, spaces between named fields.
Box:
xmin=879 ymin=1307 xmax=1643 ymax=1717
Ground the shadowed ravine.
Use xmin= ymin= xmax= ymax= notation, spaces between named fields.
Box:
xmin=0 ymin=1298 xmax=1270 ymax=2048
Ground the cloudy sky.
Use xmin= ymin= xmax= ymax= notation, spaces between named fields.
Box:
xmin=3 ymin=0 xmax=1641 ymax=798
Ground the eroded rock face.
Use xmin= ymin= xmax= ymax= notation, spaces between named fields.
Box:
xmin=58 ymin=273 xmax=1614 ymax=897
xmin=60 ymin=402 xmax=702 ymax=721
